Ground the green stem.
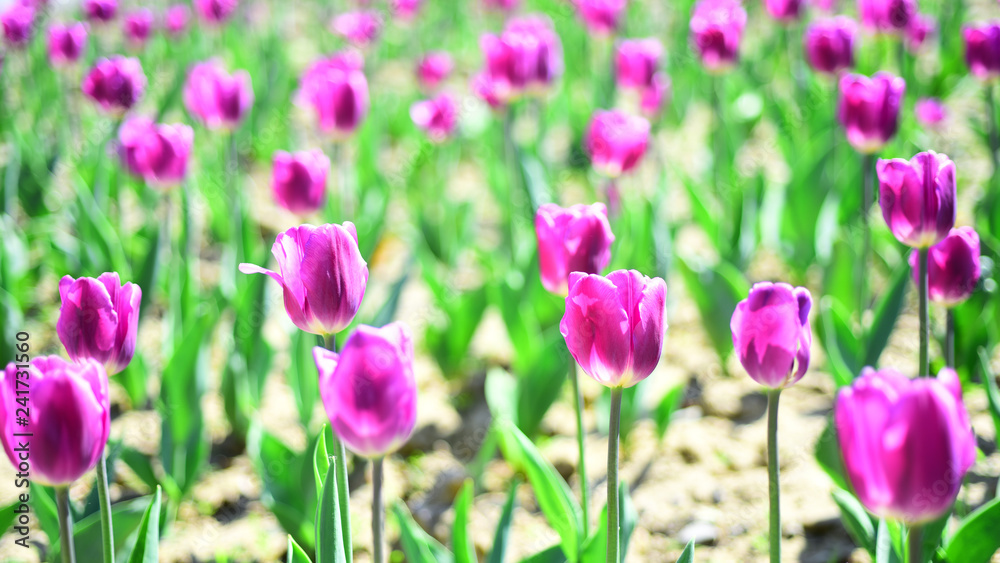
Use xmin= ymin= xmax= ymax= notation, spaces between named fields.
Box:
xmin=569 ymin=363 xmax=590 ymax=536
xmin=324 ymin=333 xmax=354 ymax=563
xmin=909 ymin=524 xmax=923 ymax=563
xmin=372 ymin=457 xmax=385 ymax=563
xmin=987 ymin=85 xmax=1000 ymax=191
xmin=56 ymin=487 xmax=76 ymax=563
xmin=711 ymin=76 xmax=724 ymax=196
xmin=97 ymin=451 xmax=114 ymax=563
xmin=859 ymin=153 xmax=876 ymax=317
xmin=945 ymin=308 xmax=955 ymax=369
xmin=919 ymin=248 xmax=929 ymax=376
xmin=767 ymin=389 xmax=782 ymax=563
xmin=607 ymin=388 xmax=623 ymax=563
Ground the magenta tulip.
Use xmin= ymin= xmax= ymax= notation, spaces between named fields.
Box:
xmin=416 ymin=52 xmax=453 ymax=91
xmin=835 ymin=367 xmax=976 ymax=523
xmin=313 ymin=323 xmax=417 ymax=458
xmin=561 ymin=270 xmax=667 ymax=388
xmin=764 ymin=0 xmax=802 ymax=22
xmin=731 ymin=282 xmax=812 ymax=389
xmin=48 ymin=22 xmax=88 ymax=67
xmin=615 ymin=38 xmax=662 ymax=92
xmin=535 ymin=203 xmax=615 ymax=296
xmin=858 ymin=0 xmax=915 ymax=34
xmin=803 ymin=17 xmax=856 ymax=75
xmin=123 ymin=9 xmax=153 ymax=48
xmin=57 ymin=273 xmax=141 ymax=376
xmin=1 ymin=357 xmax=110 ymax=486
xmin=479 ymin=15 xmax=563 ymax=101
xmin=2 ymin=3 xmax=34 ymax=48
xmin=690 ymin=0 xmax=747 ymax=73
xmin=82 ymin=56 xmax=147 ymax=114
xmin=482 ymin=0 xmax=520 ymax=11
xmin=877 ymin=150 xmax=956 ymax=248
xmin=837 ymin=72 xmax=905 ymax=154
xmin=194 ymin=0 xmax=238 ymax=25
xmin=271 ymin=149 xmax=330 ymax=215
xmin=391 ymin=0 xmax=423 ymax=22
xmin=239 ymin=223 xmax=369 ymax=336
xmin=585 ymin=109 xmax=650 ymax=177
xmin=183 ymin=61 xmax=254 ymax=130
xmin=332 ymin=11 xmax=382 ymax=47
xmin=908 ymin=227 xmax=981 ymax=307
xmin=165 ymin=4 xmax=190 ymax=35
xmin=84 ymin=0 xmax=117 ymax=23
xmin=574 ymin=0 xmax=628 ymax=35
xmin=118 ymin=117 xmax=194 ymax=188
xmin=915 ymin=98 xmax=946 ymax=127
xmin=964 ymin=23 xmax=1000 ymax=81
xmin=297 ymin=52 xmax=369 ymax=138
xmin=905 ymin=14 xmax=935 ymax=52
xmin=410 ymin=93 xmax=459 ymax=142
xmin=640 ymin=73 xmax=671 ymax=117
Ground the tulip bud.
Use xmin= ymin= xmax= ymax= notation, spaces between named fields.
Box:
xmin=85 ymin=0 xmax=118 ymax=23
xmin=118 ymin=117 xmax=194 ymax=188
xmin=297 ymin=52 xmax=369 ymax=138
xmin=915 ymin=98 xmax=946 ymax=128
xmin=48 ymin=22 xmax=88 ymax=67
xmin=964 ymin=23 xmax=1000 ymax=81
xmin=271 ymin=150 xmax=330 ymax=215
xmin=731 ymin=282 xmax=812 ymax=389
xmin=479 ymin=16 xmax=563 ymax=102
xmin=764 ymin=0 xmax=802 ymax=23
xmin=2 ymin=3 xmax=35 ymax=49
xmin=239 ymin=223 xmax=369 ymax=336
xmin=183 ymin=61 xmax=254 ymax=130
xmin=1 ymin=357 xmax=110 ymax=486
xmin=410 ymin=93 xmax=459 ymax=142
xmin=690 ymin=0 xmax=747 ymax=73
xmin=123 ymin=9 xmax=154 ymax=48
xmin=416 ymin=52 xmax=453 ymax=91
xmin=908 ymin=227 xmax=981 ymax=307
xmin=877 ymin=150 xmax=956 ymax=249
xmin=165 ymin=4 xmax=190 ymax=35
xmin=332 ymin=11 xmax=382 ymax=47
xmin=837 ymin=71 xmax=905 ymax=154
xmin=535 ymin=203 xmax=615 ymax=296
xmin=835 ymin=367 xmax=976 ymax=523
xmin=803 ymin=17 xmax=856 ymax=75
xmin=858 ymin=0 xmax=915 ymax=34
xmin=585 ymin=109 xmax=650 ymax=178
xmin=82 ymin=56 xmax=147 ymax=115
xmin=561 ymin=270 xmax=667 ymax=388
xmin=194 ymin=0 xmax=238 ymax=25
xmin=313 ymin=323 xmax=417 ymax=458
xmin=574 ymin=0 xmax=628 ymax=36
xmin=57 ymin=273 xmax=141 ymax=376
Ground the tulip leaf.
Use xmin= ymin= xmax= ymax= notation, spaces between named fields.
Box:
xmin=248 ymin=424 xmax=316 ymax=551
xmin=392 ymin=501 xmax=455 ymax=563
xmin=486 ymin=368 xmax=520 ymax=428
xmin=29 ymin=485 xmax=60 ymax=550
xmin=980 ymin=347 xmax=1000 ymax=443
xmin=127 ymin=486 xmax=162 ymax=563
xmin=945 ymin=496 xmax=1000 ymax=563
xmin=288 ymin=536 xmax=315 ymax=563
xmin=675 ymin=256 xmax=749 ymax=368
xmin=290 ymin=331 xmax=322 ymax=428
xmin=518 ymin=545 xmax=568 ymax=563
xmin=580 ymin=479 xmax=637 ymax=563
xmin=814 ymin=417 xmax=849 ymax=492
xmin=675 ymin=541 xmax=695 ymax=563
xmin=0 ymin=501 xmax=18 ymax=539
xmin=452 ymin=480 xmax=477 ymax=563
xmin=496 ymin=421 xmax=582 ymax=562
xmin=316 ymin=457 xmax=347 ymax=563
xmin=49 ymin=494 xmax=156 ymax=563
xmin=863 ymin=263 xmax=910 ymax=368
xmin=313 ymin=426 xmax=331 ymax=500
xmin=874 ymin=519 xmax=904 ymax=563
xmin=654 ymin=381 xmax=687 ymax=441
xmin=831 ymin=489 xmax=875 ymax=554
xmin=816 ymin=297 xmax=861 ymax=388
xmin=486 ymin=480 xmax=519 ymax=563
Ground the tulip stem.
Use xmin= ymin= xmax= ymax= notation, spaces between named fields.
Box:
xmin=919 ymin=248 xmax=930 ymax=377
xmin=987 ymin=85 xmax=1000 ymax=190
xmin=945 ymin=309 xmax=955 ymax=368
xmin=56 ymin=486 xmax=76 ymax=563
xmin=607 ymin=387 xmax=623 ymax=563
xmin=767 ymin=388 xmax=782 ymax=563
xmin=324 ymin=333 xmax=354 ymax=562
xmin=909 ymin=525 xmax=923 ymax=563
xmin=97 ymin=451 xmax=115 ymax=563
xmin=569 ymin=362 xmax=590 ymax=536
xmin=372 ymin=457 xmax=385 ymax=563
xmin=228 ymin=132 xmax=244 ymax=277
xmin=859 ymin=153 xmax=875 ymax=317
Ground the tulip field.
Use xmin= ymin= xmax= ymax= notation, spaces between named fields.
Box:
xmin=4 ymin=0 xmax=1000 ymax=561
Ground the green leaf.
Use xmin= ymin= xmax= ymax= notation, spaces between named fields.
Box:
xmin=654 ymin=382 xmax=687 ymax=441
xmin=816 ymin=297 xmax=861 ymax=388
xmin=485 ymin=368 xmax=520 ymax=428
xmin=127 ymin=486 xmax=162 ymax=563
xmin=313 ymin=427 xmax=331 ymax=500
xmin=290 ymin=331 xmax=322 ymax=428
xmin=519 ymin=545 xmax=568 ymax=563
xmin=676 ymin=541 xmax=695 ymax=563
xmin=288 ymin=536 xmax=314 ymax=563
xmin=580 ymin=479 xmax=638 ymax=563
xmin=452 ymin=480 xmax=477 ymax=563
xmin=945 ymin=496 xmax=1000 ymax=563
xmin=831 ymin=489 xmax=875 ymax=554
xmin=370 ymin=266 xmax=411 ymax=327
xmin=0 ymin=501 xmax=19 ymax=538
xmin=863 ymin=263 xmax=910 ymax=367
xmin=675 ymin=256 xmax=749 ymax=367
xmin=496 ymin=421 xmax=582 ymax=562
xmin=248 ymin=424 xmax=316 ymax=550
xmin=815 ymin=417 xmax=849 ymax=492
xmin=980 ymin=348 xmax=1000 ymax=443
xmin=486 ymin=481 xmax=519 ymax=563
xmin=874 ymin=519 xmax=903 ymax=563
xmin=316 ymin=458 xmax=347 ymax=563
xmin=49 ymin=495 xmax=154 ymax=563
xmin=392 ymin=502 xmax=454 ymax=563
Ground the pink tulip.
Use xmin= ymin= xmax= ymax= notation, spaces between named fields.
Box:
xmin=57 ymin=273 xmax=141 ymax=376
xmin=118 ymin=117 xmax=194 ymax=188
xmin=731 ymin=282 xmax=812 ymax=389
xmin=410 ymin=93 xmax=458 ymax=141
xmin=964 ymin=23 xmax=1000 ymax=81
xmin=803 ymin=17 xmax=856 ymax=75
xmin=1 ymin=357 xmax=110 ymax=486
xmin=85 ymin=0 xmax=118 ymax=23
xmin=194 ymin=0 xmax=238 ymax=25
xmin=239 ymin=223 xmax=369 ymax=336
xmin=313 ymin=323 xmax=417 ymax=458
xmin=585 ymin=109 xmax=650 ymax=177
xmin=877 ymin=150 xmax=956 ymax=249
xmin=165 ymin=4 xmax=190 ymax=35
xmin=392 ymin=0 xmax=423 ymax=21
xmin=479 ymin=15 xmax=563 ymax=102
xmin=908 ymin=227 xmax=981 ymax=307
xmin=574 ymin=0 xmax=628 ymax=36
xmin=332 ymin=11 xmax=382 ymax=47
xmin=297 ymin=52 xmax=369 ymax=138
xmin=123 ymin=9 xmax=154 ymax=48
xmin=416 ymin=52 xmax=453 ymax=91
xmin=560 ymin=270 xmax=667 ymax=388
xmin=835 ymin=367 xmax=976 ymax=523
xmin=858 ymin=0 xmax=915 ymax=34
xmin=837 ymin=72 xmax=905 ymax=154
xmin=48 ymin=22 xmax=88 ymax=67
xmin=535 ymin=203 xmax=615 ymax=296
xmin=915 ymin=98 xmax=946 ymax=127
xmin=472 ymin=72 xmax=503 ymax=109
xmin=764 ymin=0 xmax=802 ymax=22
xmin=271 ymin=150 xmax=330 ymax=215
xmin=906 ymin=14 xmax=935 ymax=52
xmin=482 ymin=0 xmax=520 ymax=11
xmin=82 ymin=56 xmax=147 ymax=115
xmin=690 ymin=0 xmax=747 ymax=73
xmin=2 ymin=3 xmax=35 ymax=48
xmin=615 ymin=38 xmax=662 ymax=92
xmin=183 ymin=61 xmax=254 ymax=130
